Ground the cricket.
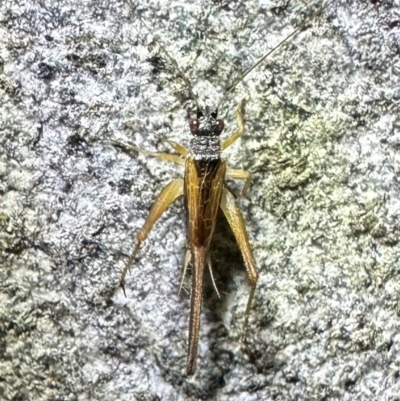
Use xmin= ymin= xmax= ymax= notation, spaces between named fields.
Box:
xmin=113 ymin=27 xmax=301 ymax=375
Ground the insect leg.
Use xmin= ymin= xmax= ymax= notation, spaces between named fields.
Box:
xmin=207 ymin=253 xmax=221 ymax=299
xmin=221 ymin=99 xmax=246 ymax=151
xmin=111 ymin=140 xmax=186 ymax=166
xmin=178 ymin=249 xmax=191 ymax=296
xmin=178 ymin=251 xmax=221 ymax=299
xmin=119 ymin=178 xmax=184 ymax=293
xmin=226 ymin=168 xmax=252 ymax=198
xmin=158 ymin=136 xmax=189 ymax=157
xmin=220 ymin=187 xmax=258 ymax=339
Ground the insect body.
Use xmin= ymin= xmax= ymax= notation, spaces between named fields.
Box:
xmin=114 ymin=27 xmax=301 ymax=375
xmin=184 ymin=103 xmax=258 ymax=375
xmin=116 ymin=100 xmax=257 ymax=375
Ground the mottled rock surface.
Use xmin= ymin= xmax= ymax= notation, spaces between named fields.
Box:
xmin=1 ymin=0 xmax=400 ymax=400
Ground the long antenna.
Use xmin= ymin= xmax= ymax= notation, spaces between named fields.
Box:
xmin=149 ymin=39 xmax=199 ymax=109
xmin=217 ymin=26 xmax=302 ymax=109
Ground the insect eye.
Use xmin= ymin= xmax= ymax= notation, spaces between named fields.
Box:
xmin=211 ymin=110 xmax=218 ymax=119
xmin=217 ymin=119 xmax=224 ymax=133
xmin=189 ymin=119 xmax=199 ymax=133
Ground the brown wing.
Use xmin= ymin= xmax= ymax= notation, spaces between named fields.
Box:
xmin=183 ymin=156 xmax=226 ymax=375
xmin=184 ymin=157 xmax=226 ymax=248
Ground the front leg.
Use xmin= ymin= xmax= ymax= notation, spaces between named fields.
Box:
xmin=111 ymin=140 xmax=187 ymax=166
xmin=221 ymin=99 xmax=246 ymax=151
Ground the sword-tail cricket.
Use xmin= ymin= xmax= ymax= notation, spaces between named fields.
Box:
xmin=112 ymin=27 xmax=301 ymax=375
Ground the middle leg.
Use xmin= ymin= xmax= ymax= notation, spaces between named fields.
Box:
xmin=226 ymin=168 xmax=252 ymax=198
